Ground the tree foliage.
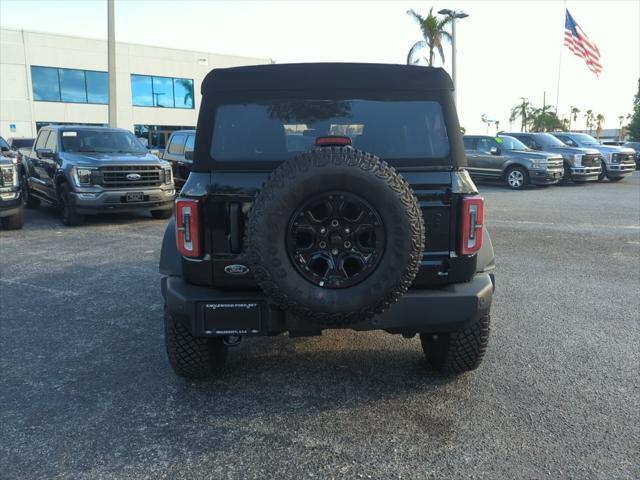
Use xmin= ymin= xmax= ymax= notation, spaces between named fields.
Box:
xmin=627 ymin=78 xmax=640 ymax=141
xmin=406 ymin=8 xmax=452 ymax=66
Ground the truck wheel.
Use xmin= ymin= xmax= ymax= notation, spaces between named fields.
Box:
xmin=164 ymin=309 xmax=227 ymax=379
xmin=246 ymin=147 xmax=425 ymax=326
xmin=22 ymin=171 xmax=40 ymax=208
xmin=505 ymin=166 xmax=528 ymax=190
xmin=151 ymin=209 xmax=173 ymax=220
xmin=1 ymin=207 xmax=24 ymax=230
xmin=59 ymin=184 xmax=84 ymax=226
xmin=597 ymin=160 xmax=606 ymax=182
xmin=420 ymin=314 xmax=491 ymax=374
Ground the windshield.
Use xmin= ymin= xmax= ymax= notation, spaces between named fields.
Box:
xmin=211 ymin=99 xmax=450 ymax=162
xmin=497 ymin=135 xmax=528 ymax=151
xmin=535 ymin=133 xmax=566 ymax=147
xmin=570 ymin=133 xmax=600 ymax=146
xmin=11 ymin=138 xmax=34 ymax=149
xmin=0 ymin=136 xmax=9 ymax=150
xmin=60 ymin=130 xmax=147 ymax=154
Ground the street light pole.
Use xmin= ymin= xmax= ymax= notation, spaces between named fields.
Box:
xmin=108 ymin=0 xmax=117 ymax=127
xmin=438 ymin=9 xmax=468 ymax=106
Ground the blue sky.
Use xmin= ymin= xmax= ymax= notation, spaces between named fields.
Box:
xmin=1 ymin=0 xmax=638 ymax=133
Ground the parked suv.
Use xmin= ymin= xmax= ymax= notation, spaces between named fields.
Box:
xmin=551 ymin=132 xmax=635 ymax=182
xmin=0 ymin=153 xmax=23 ymax=229
xmin=463 ymin=134 xmax=563 ymax=189
xmin=21 ymin=126 xmax=175 ymax=226
xmin=160 ymin=63 xmax=496 ymax=379
xmin=162 ymin=129 xmax=195 ymax=189
xmin=503 ymin=132 xmax=602 ymax=184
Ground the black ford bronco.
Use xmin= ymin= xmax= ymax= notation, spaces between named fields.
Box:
xmin=160 ymin=63 xmax=496 ymax=378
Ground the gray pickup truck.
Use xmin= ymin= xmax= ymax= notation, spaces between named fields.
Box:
xmin=463 ymin=135 xmax=564 ymax=189
xmin=551 ymin=132 xmax=636 ymax=182
xmin=503 ymin=132 xmax=602 ymax=184
xmin=0 ymin=153 xmax=23 ymax=229
xmin=21 ymin=126 xmax=175 ymax=226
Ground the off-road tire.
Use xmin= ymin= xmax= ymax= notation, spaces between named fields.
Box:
xmin=420 ymin=314 xmax=491 ymax=374
xmin=1 ymin=207 xmax=24 ymax=230
xmin=504 ymin=166 xmax=529 ymax=190
xmin=606 ymin=176 xmax=624 ymax=182
xmin=59 ymin=183 xmax=84 ymax=226
xmin=151 ymin=209 xmax=173 ymax=220
xmin=164 ymin=309 xmax=227 ymax=379
xmin=22 ymin=171 xmax=40 ymax=208
xmin=245 ymin=147 xmax=425 ymax=326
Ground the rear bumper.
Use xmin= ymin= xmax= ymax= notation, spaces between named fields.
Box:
xmin=70 ymin=187 xmax=174 ymax=214
xmin=161 ymin=273 xmax=495 ymax=337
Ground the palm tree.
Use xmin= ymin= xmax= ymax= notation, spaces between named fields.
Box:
xmin=406 ymin=8 xmax=452 ymax=66
xmin=584 ymin=109 xmax=594 ymax=133
xmin=570 ymin=106 xmax=580 ymax=130
xmin=595 ymin=113 xmax=605 ymax=138
xmin=509 ymin=98 xmax=531 ymax=132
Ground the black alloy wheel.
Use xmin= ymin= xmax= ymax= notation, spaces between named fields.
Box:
xmin=287 ymin=191 xmax=385 ymax=289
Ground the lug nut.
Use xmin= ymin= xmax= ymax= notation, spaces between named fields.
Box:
xmin=344 ymin=241 xmax=351 ymax=248
xmin=331 ymin=220 xmax=339 ymax=227
xmin=320 ymin=227 xmax=326 ymax=235
xmin=319 ymin=241 xmax=327 ymax=249
xmin=331 ymin=248 xmax=339 ymax=255
xmin=344 ymin=227 xmax=351 ymax=234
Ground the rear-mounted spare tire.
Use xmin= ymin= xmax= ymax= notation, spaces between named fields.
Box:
xmin=245 ymin=147 xmax=425 ymax=326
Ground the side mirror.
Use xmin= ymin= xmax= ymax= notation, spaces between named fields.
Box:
xmin=37 ymin=148 xmax=54 ymax=159
xmin=0 ymin=146 xmax=9 ymax=152
xmin=490 ymin=146 xmax=500 ymax=155
xmin=184 ymin=150 xmax=193 ymax=161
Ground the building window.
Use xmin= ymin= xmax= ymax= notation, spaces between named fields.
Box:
xmin=86 ymin=71 xmax=109 ymax=104
xmin=131 ymin=74 xmax=194 ymax=109
xmin=31 ymin=66 xmax=61 ymax=101
xmin=31 ymin=66 xmax=108 ymax=104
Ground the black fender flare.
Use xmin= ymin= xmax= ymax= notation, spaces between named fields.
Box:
xmin=159 ymin=220 xmax=183 ymax=277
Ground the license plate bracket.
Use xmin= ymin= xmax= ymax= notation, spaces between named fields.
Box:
xmin=125 ymin=192 xmax=145 ymax=202
xmin=202 ymin=302 xmax=261 ymax=335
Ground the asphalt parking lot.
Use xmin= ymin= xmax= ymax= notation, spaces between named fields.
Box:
xmin=1 ymin=173 xmax=639 ymax=479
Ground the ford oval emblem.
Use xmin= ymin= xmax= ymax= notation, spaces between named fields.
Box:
xmin=126 ymin=173 xmax=142 ymax=181
xmin=224 ymin=264 xmax=250 ymax=275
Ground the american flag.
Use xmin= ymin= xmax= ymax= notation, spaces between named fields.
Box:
xmin=564 ymin=9 xmax=602 ymax=76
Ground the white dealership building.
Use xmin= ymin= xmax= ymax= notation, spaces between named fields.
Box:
xmin=0 ymin=27 xmax=271 ymax=147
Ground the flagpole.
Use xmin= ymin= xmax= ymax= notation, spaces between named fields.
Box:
xmin=555 ymin=2 xmax=566 ymax=115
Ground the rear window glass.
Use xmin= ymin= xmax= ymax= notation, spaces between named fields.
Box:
xmin=211 ymin=99 xmax=450 ymax=162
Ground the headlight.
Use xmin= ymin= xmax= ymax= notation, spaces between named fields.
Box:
xmin=609 ymin=153 xmax=619 ymax=163
xmin=73 ymin=167 xmax=94 ymax=186
xmin=572 ymin=154 xmax=583 ymax=166
xmin=0 ymin=165 xmax=17 ymax=187
xmin=531 ymin=158 xmax=547 ymax=169
xmin=163 ymin=166 xmax=173 ymax=185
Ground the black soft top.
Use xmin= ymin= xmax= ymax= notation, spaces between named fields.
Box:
xmin=202 ymin=63 xmax=453 ymax=93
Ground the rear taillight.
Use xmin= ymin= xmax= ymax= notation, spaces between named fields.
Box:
xmin=459 ymin=196 xmax=484 ymax=256
xmin=176 ymin=198 xmax=201 ymax=257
